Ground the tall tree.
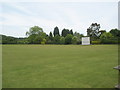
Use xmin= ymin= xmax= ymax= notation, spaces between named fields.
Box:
xmin=87 ymin=23 xmax=101 ymax=37
xmin=70 ymin=29 xmax=73 ymax=35
xmin=61 ymin=29 xmax=70 ymax=37
xmin=26 ymin=26 xmax=43 ymax=36
xmin=110 ymin=29 xmax=120 ymax=37
xmin=87 ymin=23 xmax=101 ymax=40
xmin=49 ymin=32 xmax=53 ymax=37
xmin=49 ymin=32 xmax=53 ymax=41
xmin=53 ymin=26 xmax=60 ymax=37
xmin=99 ymin=30 xmax=106 ymax=35
xmin=26 ymin=26 xmax=46 ymax=44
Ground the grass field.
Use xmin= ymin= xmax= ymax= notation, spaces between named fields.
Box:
xmin=2 ymin=45 xmax=118 ymax=88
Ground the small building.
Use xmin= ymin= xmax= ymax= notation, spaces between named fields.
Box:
xmin=82 ymin=37 xmax=90 ymax=45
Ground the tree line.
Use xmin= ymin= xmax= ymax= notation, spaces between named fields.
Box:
xmin=1 ymin=23 xmax=120 ymax=44
xmin=25 ymin=26 xmax=84 ymax=44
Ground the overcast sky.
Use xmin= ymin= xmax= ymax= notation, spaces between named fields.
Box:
xmin=0 ymin=1 xmax=118 ymax=37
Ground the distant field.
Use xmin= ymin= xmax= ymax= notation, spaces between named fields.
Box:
xmin=2 ymin=45 xmax=118 ymax=88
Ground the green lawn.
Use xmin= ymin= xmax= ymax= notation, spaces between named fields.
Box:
xmin=2 ymin=45 xmax=118 ymax=88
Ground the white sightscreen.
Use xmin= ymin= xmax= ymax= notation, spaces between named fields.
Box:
xmin=82 ymin=37 xmax=90 ymax=45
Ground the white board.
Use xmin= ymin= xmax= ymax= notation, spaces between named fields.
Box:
xmin=82 ymin=37 xmax=90 ymax=45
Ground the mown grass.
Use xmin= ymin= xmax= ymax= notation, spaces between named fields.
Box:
xmin=2 ymin=45 xmax=118 ymax=88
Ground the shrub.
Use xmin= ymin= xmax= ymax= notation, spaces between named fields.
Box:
xmin=65 ymin=34 xmax=73 ymax=44
xmin=41 ymin=38 xmax=46 ymax=44
xmin=72 ymin=36 xmax=77 ymax=44
xmin=60 ymin=37 xmax=65 ymax=44
xmin=100 ymin=39 xmax=119 ymax=44
xmin=91 ymin=40 xmax=101 ymax=44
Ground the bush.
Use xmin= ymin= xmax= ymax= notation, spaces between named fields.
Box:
xmin=91 ymin=40 xmax=101 ymax=44
xmin=60 ymin=37 xmax=65 ymax=44
xmin=72 ymin=36 xmax=77 ymax=44
xmin=41 ymin=38 xmax=46 ymax=44
xmin=100 ymin=39 xmax=119 ymax=44
xmin=65 ymin=34 xmax=73 ymax=44
xmin=53 ymin=35 xmax=61 ymax=44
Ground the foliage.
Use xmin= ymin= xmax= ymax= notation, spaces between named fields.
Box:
xmin=48 ymin=32 xmax=54 ymax=44
xmin=53 ymin=26 xmax=60 ymax=36
xmin=70 ymin=29 xmax=73 ymax=35
xmin=1 ymin=25 xmax=120 ymax=44
xmin=2 ymin=35 xmax=17 ymax=44
xmin=26 ymin=26 xmax=43 ymax=36
xmin=1 ymin=35 xmax=27 ymax=44
xmin=74 ymin=32 xmax=83 ymax=44
xmin=91 ymin=40 xmax=101 ymax=44
xmin=60 ymin=37 xmax=65 ymax=44
xmin=34 ymin=35 xmax=43 ymax=44
xmin=53 ymin=35 xmax=61 ymax=44
xmin=99 ymin=30 xmax=106 ymax=35
xmin=100 ymin=32 xmax=117 ymax=44
xmin=72 ymin=36 xmax=77 ymax=44
xmin=27 ymin=34 xmax=37 ymax=44
xmin=110 ymin=29 xmax=120 ymax=37
xmin=100 ymin=32 xmax=113 ymax=40
xmin=26 ymin=26 xmax=46 ymax=44
xmin=61 ymin=29 xmax=70 ymax=37
xmin=41 ymin=38 xmax=46 ymax=44
xmin=65 ymin=34 xmax=73 ymax=44
xmin=100 ymin=38 xmax=119 ymax=44
xmin=49 ymin=32 xmax=53 ymax=40
xmin=87 ymin=23 xmax=101 ymax=40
